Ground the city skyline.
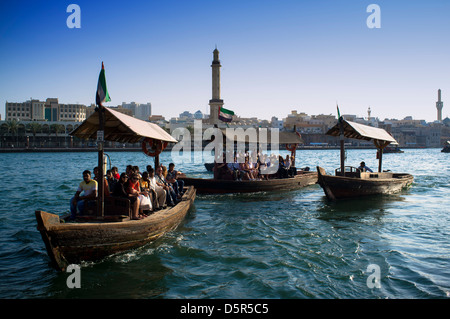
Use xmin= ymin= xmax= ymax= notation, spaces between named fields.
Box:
xmin=1 ymin=1 xmax=449 ymax=123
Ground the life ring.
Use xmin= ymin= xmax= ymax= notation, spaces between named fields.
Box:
xmin=286 ymin=132 xmax=301 ymax=152
xmin=141 ymin=138 xmax=168 ymax=157
xmin=286 ymin=143 xmax=297 ymax=152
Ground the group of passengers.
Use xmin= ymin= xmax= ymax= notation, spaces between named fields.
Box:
xmin=69 ymin=163 xmax=185 ymax=220
xmin=214 ymin=152 xmax=299 ymax=181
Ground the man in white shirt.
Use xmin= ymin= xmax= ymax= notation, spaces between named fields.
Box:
xmin=69 ymin=170 xmax=98 ymax=219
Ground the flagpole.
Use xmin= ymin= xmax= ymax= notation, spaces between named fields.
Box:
xmin=97 ymin=103 xmax=105 ymax=218
xmin=95 ymin=61 xmax=109 ymax=218
xmin=337 ymin=104 xmax=345 ymax=176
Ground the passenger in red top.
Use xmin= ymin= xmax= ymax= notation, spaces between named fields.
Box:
xmin=126 ymin=173 xmax=142 ymax=219
xmin=112 ymin=166 xmax=120 ymax=180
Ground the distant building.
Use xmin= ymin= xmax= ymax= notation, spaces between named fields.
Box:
xmin=121 ymin=101 xmax=152 ymax=121
xmin=271 ymin=117 xmax=283 ymax=129
xmin=179 ymin=111 xmax=193 ymax=119
xmin=194 ymin=110 xmax=204 ymax=119
xmin=6 ymin=98 xmax=87 ymax=122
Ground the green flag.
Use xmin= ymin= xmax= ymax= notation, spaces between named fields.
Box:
xmin=96 ymin=62 xmax=111 ymax=106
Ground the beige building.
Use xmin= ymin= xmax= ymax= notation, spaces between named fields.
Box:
xmin=5 ymin=100 xmax=33 ymax=121
xmin=5 ymin=98 xmax=87 ymax=122
xmin=59 ymin=103 xmax=86 ymax=121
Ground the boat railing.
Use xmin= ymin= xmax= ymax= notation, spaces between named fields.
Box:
xmin=74 ymin=196 xmax=132 ymax=222
xmin=335 ymin=166 xmax=361 ymax=178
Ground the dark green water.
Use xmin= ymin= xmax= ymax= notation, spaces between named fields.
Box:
xmin=0 ymin=149 xmax=449 ymax=298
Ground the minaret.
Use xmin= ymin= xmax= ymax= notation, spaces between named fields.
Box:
xmin=209 ymin=47 xmax=224 ymax=125
xmin=436 ymin=89 xmax=443 ymax=122
xmin=367 ymin=107 xmax=371 ymax=120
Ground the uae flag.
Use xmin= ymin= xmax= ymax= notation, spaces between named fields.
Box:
xmin=96 ymin=62 xmax=111 ymax=106
xmin=218 ymin=106 xmax=234 ymax=122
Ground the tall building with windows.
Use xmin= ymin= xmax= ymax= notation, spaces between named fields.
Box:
xmin=5 ymin=98 xmax=87 ymax=122
xmin=5 ymin=100 xmax=33 ymax=121
xmin=122 ymin=102 xmax=152 ymax=120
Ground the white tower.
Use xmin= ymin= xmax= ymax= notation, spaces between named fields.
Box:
xmin=209 ymin=47 xmax=224 ymax=125
xmin=436 ymin=89 xmax=443 ymax=122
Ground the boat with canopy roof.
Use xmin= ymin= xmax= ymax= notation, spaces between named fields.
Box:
xmin=35 ymin=63 xmax=196 ymax=271
xmin=317 ymin=116 xmax=413 ymax=200
xmin=180 ymin=128 xmax=318 ymax=194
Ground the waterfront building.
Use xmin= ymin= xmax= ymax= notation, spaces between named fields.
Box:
xmin=6 ymin=98 xmax=87 ymax=122
xmin=5 ymin=100 xmax=33 ymax=121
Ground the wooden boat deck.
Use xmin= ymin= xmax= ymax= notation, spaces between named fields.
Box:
xmin=36 ymin=186 xmax=196 ymax=271
xmin=180 ymin=171 xmax=318 ymax=194
xmin=317 ymin=166 xmax=413 ymax=200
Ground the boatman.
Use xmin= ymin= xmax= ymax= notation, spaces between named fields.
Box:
xmin=358 ymin=161 xmax=373 ymax=173
xmin=69 ymin=170 xmax=98 ymax=220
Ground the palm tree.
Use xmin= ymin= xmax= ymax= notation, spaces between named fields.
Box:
xmin=5 ymin=119 xmax=19 ymax=147
xmin=50 ymin=124 xmax=65 ymax=147
xmin=29 ymin=122 xmax=42 ymax=147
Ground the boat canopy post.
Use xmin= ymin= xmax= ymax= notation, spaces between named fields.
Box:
xmin=339 ymin=117 xmax=345 ymax=176
xmin=374 ymin=140 xmax=390 ymax=173
xmin=155 ymin=154 xmax=160 ymax=169
xmin=97 ymin=105 xmax=105 ymax=217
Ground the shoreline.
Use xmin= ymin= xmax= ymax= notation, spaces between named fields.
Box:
xmin=0 ymin=146 xmax=434 ymax=153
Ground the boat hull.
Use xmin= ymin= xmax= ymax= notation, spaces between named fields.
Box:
xmin=316 ymin=166 xmax=413 ymax=200
xmin=180 ymin=171 xmax=318 ymax=194
xmin=36 ymin=186 xmax=196 ymax=271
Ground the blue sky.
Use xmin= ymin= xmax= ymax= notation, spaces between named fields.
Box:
xmin=0 ymin=0 xmax=449 ymax=122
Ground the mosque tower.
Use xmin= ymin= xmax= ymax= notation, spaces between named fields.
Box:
xmin=209 ymin=47 xmax=224 ymax=125
xmin=436 ymin=89 xmax=443 ymax=122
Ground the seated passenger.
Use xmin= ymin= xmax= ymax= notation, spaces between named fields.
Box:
xmin=106 ymin=169 xmax=118 ymax=193
xmin=155 ymin=166 xmax=178 ymax=206
xmin=140 ymin=171 xmax=155 ymax=211
xmin=128 ymin=173 xmax=151 ymax=218
xmin=166 ymin=163 xmax=185 ymax=196
xmin=112 ymin=173 xmax=140 ymax=220
xmin=227 ymin=156 xmax=241 ymax=180
xmin=148 ymin=168 xmax=166 ymax=210
xmin=277 ymin=156 xmax=289 ymax=178
xmin=70 ymin=170 xmax=98 ymax=220
xmin=112 ymin=166 xmax=120 ymax=180
xmin=240 ymin=157 xmax=255 ymax=180
xmin=358 ymin=161 xmax=373 ymax=172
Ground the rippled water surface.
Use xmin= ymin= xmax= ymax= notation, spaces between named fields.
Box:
xmin=0 ymin=149 xmax=449 ymax=298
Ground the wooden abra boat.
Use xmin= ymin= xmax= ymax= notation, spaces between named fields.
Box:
xmin=317 ymin=116 xmax=413 ymax=200
xmin=35 ymin=63 xmax=196 ymax=270
xmin=36 ymin=186 xmax=195 ymax=271
xmin=181 ymin=171 xmax=317 ymax=194
xmin=317 ymin=166 xmax=413 ymax=200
